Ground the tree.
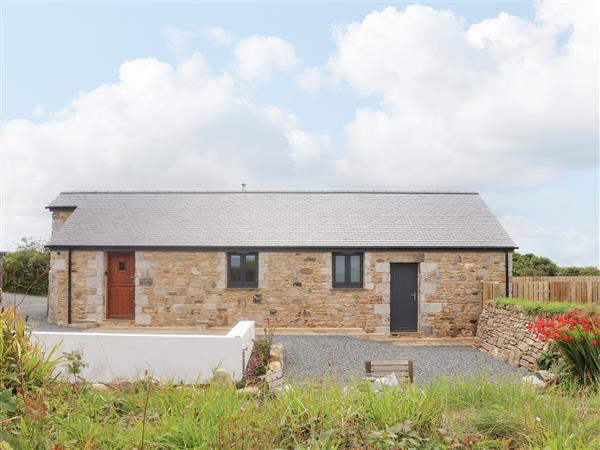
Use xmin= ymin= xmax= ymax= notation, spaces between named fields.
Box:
xmin=557 ymin=266 xmax=600 ymax=276
xmin=513 ymin=252 xmax=600 ymax=277
xmin=512 ymin=252 xmax=559 ymax=276
xmin=2 ymin=238 xmax=50 ymax=296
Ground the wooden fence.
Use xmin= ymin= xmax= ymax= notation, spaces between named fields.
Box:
xmin=481 ymin=277 xmax=600 ymax=304
xmin=512 ymin=276 xmax=600 ymax=303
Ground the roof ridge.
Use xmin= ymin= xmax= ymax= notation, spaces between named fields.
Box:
xmin=57 ymin=190 xmax=480 ymax=195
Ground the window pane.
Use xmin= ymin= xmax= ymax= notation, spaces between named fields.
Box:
xmin=335 ymin=255 xmax=346 ymax=283
xmin=245 ymin=255 xmax=257 ymax=283
xmin=230 ymin=254 xmax=241 ymax=282
xmin=118 ymin=261 xmax=126 ymax=271
xmin=350 ymin=255 xmax=361 ymax=283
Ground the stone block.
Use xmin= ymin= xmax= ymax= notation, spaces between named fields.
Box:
xmin=373 ymin=303 xmax=388 ymax=315
xmin=213 ymin=368 xmax=233 ymax=384
xmin=419 ymin=324 xmax=434 ymax=336
xmin=375 ymin=262 xmax=389 ymax=273
xmin=270 ymin=344 xmax=284 ymax=363
xmin=136 ymin=295 xmax=149 ymax=306
xmin=268 ymin=361 xmax=282 ymax=373
xmin=420 ymin=263 xmax=438 ymax=273
xmin=51 ymin=258 xmax=66 ymax=270
xmin=172 ymin=304 xmax=190 ymax=315
xmin=421 ymin=303 xmax=442 ymax=313
xmin=420 ymin=283 xmax=436 ymax=294
xmin=88 ymin=295 xmax=102 ymax=306
xmin=376 ymin=284 xmax=389 ymax=294
xmin=135 ymin=314 xmax=152 ymax=325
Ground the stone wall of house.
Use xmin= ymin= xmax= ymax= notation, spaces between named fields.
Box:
xmin=48 ymin=251 xmax=68 ymax=324
xmin=48 ymin=249 xmax=509 ymax=335
xmin=474 ymin=302 xmax=548 ymax=371
xmin=51 ymin=210 xmax=73 ymax=236
xmin=132 ymin=250 xmax=508 ymax=336
xmin=48 ymin=251 xmax=104 ymax=325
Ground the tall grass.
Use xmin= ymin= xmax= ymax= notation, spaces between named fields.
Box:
xmin=0 ymin=306 xmax=63 ymax=390
xmin=3 ymin=376 xmax=599 ymax=449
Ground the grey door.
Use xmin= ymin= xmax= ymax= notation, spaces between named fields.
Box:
xmin=390 ymin=263 xmax=418 ymax=332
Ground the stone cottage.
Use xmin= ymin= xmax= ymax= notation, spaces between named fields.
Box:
xmin=46 ymin=191 xmax=515 ymax=336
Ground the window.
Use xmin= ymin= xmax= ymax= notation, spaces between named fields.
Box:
xmin=228 ymin=252 xmax=258 ymax=288
xmin=332 ymin=252 xmax=363 ymax=288
xmin=118 ymin=260 xmax=126 ymax=271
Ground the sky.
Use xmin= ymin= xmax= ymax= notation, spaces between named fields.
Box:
xmin=1 ymin=1 xmax=598 ymax=267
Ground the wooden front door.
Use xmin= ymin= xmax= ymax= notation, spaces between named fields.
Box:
xmin=390 ymin=263 xmax=418 ymax=332
xmin=107 ymin=253 xmax=135 ymax=319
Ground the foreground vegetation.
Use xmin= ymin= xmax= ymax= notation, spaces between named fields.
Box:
xmin=1 ymin=375 xmax=599 ymax=449
xmin=1 ymin=302 xmax=599 ymax=449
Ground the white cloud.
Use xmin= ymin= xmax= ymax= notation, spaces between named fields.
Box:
xmin=286 ymin=129 xmax=332 ymax=164
xmin=318 ymin=3 xmax=597 ymax=189
xmin=235 ymin=35 xmax=299 ymax=81
xmin=205 ymin=26 xmax=234 ymax=45
xmin=500 ymin=214 xmax=599 ymax=267
xmin=1 ymin=53 xmax=322 ymax=248
xmin=162 ymin=27 xmax=195 ymax=55
xmin=297 ymin=66 xmax=334 ymax=94
xmin=33 ymin=105 xmax=45 ymax=117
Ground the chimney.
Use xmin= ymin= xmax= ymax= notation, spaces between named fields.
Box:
xmin=241 ymin=183 xmax=247 ymax=192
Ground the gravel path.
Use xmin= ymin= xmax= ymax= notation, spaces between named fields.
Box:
xmin=274 ymin=335 xmax=526 ymax=384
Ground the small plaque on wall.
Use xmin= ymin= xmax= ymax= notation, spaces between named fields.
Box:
xmin=139 ymin=278 xmax=153 ymax=286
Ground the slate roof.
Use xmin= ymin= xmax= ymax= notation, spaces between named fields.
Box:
xmin=46 ymin=191 xmax=515 ymax=249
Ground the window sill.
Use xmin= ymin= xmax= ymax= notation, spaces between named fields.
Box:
xmin=331 ymin=287 xmax=366 ymax=291
xmin=226 ymin=287 xmax=260 ymax=291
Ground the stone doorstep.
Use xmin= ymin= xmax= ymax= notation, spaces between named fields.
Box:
xmin=360 ymin=335 xmax=475 ymax=347
xmin=90 ymin=325 xmax=226 ymax=335
xmin=254 ymin=327 xmax=367 ymax=336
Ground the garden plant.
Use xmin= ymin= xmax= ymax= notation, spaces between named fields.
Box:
xmin=529 ymin=308 xmax=600 ymax=385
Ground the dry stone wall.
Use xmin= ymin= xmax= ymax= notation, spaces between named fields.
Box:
xmin=475 ymin=302 xmax=548 ymax=371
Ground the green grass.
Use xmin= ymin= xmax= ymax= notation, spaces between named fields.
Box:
xmin=495 ymin=297 xmax=600 ymax=316
xmin=3 ymin=376 xmax=599 ymax=449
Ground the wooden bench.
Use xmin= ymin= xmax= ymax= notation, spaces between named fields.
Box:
xmin=365 ymin=359 xmax=413 ymax=383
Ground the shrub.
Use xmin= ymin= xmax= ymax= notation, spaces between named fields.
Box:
xmin=255 ymin=364 xmax=267 ymax=376
xmin=2 ymin=238 xmax=50 ymax=296
xmin=255 ymin=338 xmax=271 ymax=366
xmin=0 ymin=306 xmax=62 ymax=390
xmin=528 ymin=309 xmax=600 ymax=385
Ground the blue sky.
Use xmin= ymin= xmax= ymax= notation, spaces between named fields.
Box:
xmin=1 ymin=1 xmax=598 ymax=266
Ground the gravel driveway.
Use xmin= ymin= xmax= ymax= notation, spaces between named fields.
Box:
xmin=1 ymin=292 xmax=72 ymax=331
xmin=274 ymin=335 xmax=525 ymax=384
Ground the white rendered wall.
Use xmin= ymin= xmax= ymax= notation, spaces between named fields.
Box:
xmin=33 ymin=321 xmax=255 ymax=383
